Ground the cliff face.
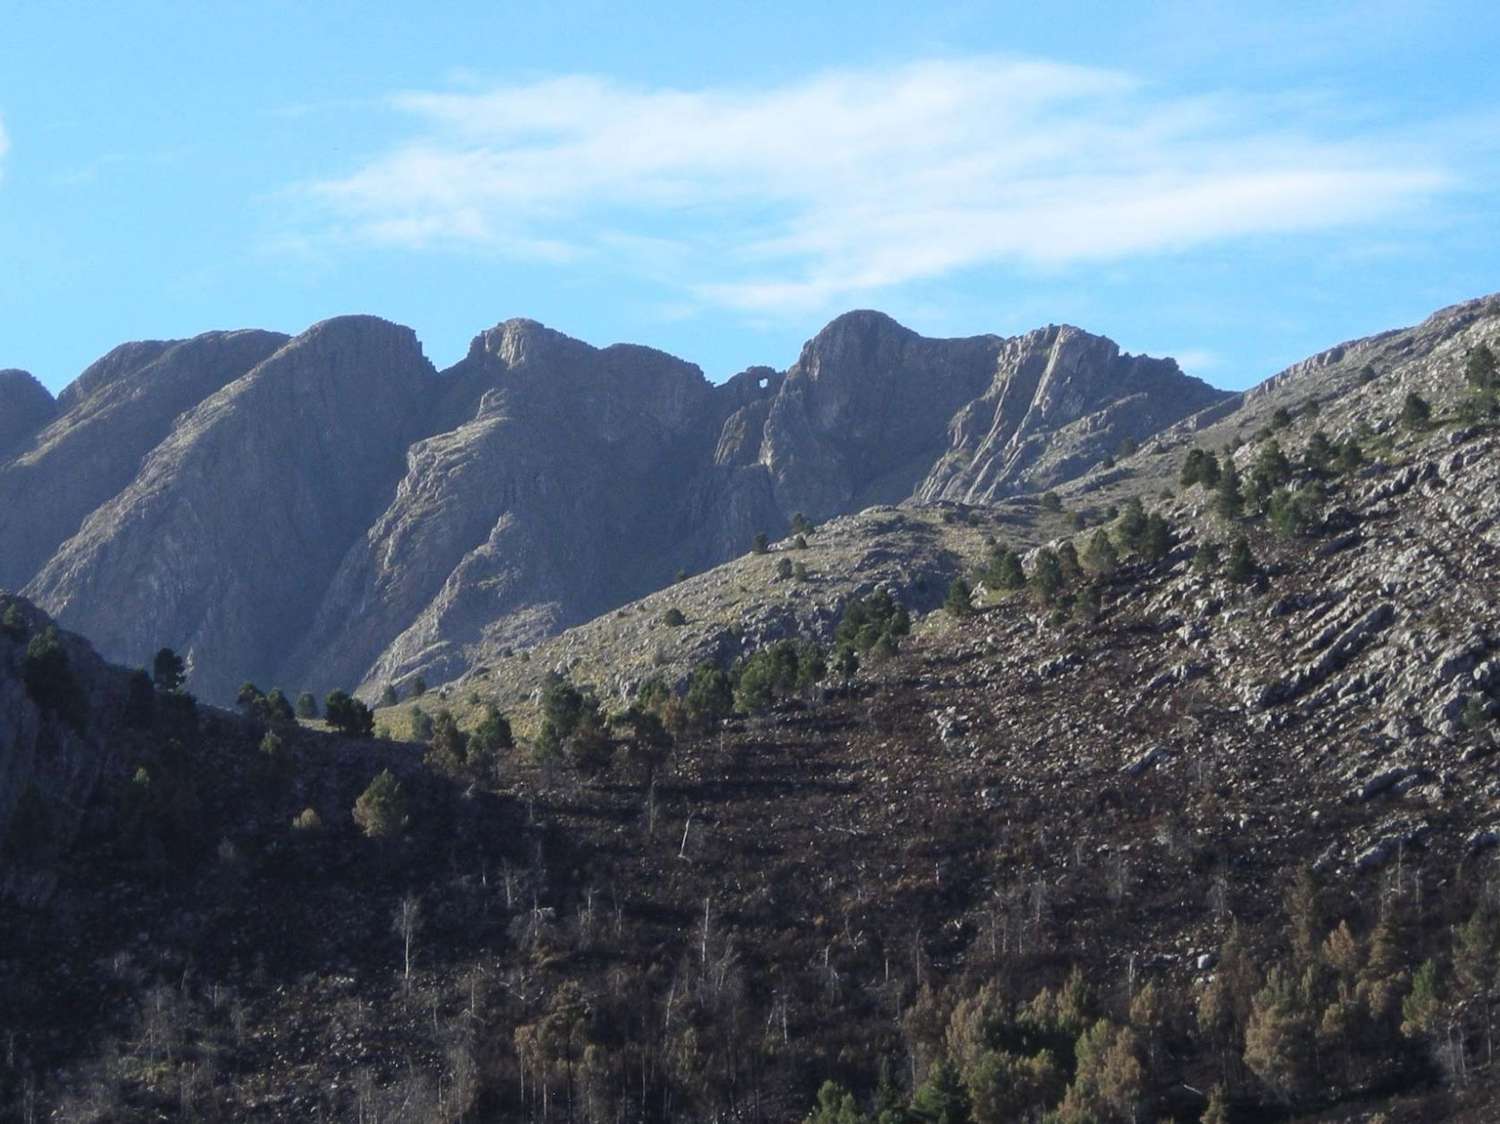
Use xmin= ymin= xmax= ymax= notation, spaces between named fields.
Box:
xmin=0 ymin=331 xmax=289 ymax=591
xmin=282 ymin=319 xmax=727 ymax=695
xmin=916 ymin=325 xmax=1228 ymax=503
xmin=21 ymin=318 xmax=433 ymax=701
xmin=2 ymin=310 xmax=1229 ymax=700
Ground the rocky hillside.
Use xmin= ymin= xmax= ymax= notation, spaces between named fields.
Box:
xmin=1 ymin=312 xmax=1224 ymax=702
xmin=0 ymin=595 xmax=148 ymax=903
xmin=6 ymin=304 xmax=1500 ymax=1120
xmin=385 ymin=501 xmax=1067 ymax=741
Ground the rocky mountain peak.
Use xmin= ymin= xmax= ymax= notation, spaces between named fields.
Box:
xmin=0 ymin=369 xmax=57 ymax=457
xmin=2 ymin=305 xmax=1237 ymax=701
xmin=286 ymin=315 xmax=429 ymax=372
xmin=55 ymin=339 xmax=176 ymax=411
xmin=465 ymin=317 xmax=594 ymax=371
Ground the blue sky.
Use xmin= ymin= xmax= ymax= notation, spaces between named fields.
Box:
xmin=2 ymin=2 xmax=1497 ymax=394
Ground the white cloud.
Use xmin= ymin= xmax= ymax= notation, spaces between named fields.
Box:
xmin=1169 ymin=348 xmax=1222 ymax=374
xmin=292 ymin=57 xmax=1449 ymax=313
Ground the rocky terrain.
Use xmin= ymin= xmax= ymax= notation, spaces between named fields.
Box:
xmin=1 ymin=311 xmax=1224 ymax=703
xmin=391 ymin=503 xmax=1054 ymax=736
xmin=3 ymin=292 xmax=1500 ymax=1122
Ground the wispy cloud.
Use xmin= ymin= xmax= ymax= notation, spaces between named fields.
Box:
xmin=1170 ymin=348 xmax=1222 ymax=374
xmin=288 ymin=57 xmax=1451 ymax=314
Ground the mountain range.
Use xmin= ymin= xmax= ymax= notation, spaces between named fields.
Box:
xmin=0 ymin=311 xmax=1228 ymax=703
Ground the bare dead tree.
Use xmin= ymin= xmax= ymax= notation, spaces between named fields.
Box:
xmin=394 ymin=893 xmax=424 ymax=984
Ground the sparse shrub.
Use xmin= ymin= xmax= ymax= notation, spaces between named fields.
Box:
xmin=237 ymin=681 xmax=263 ymax=713
xmin=152 ymin=647 xmax=186 ymax=693
xmin=353 ymin=769 xmax=408 ymax=838
xmin=804 ymin=1081 xmax=865 ymax=1124
xmin=1193 ymin=541 xmax=1222 ymax=576
xmin=1140 ymin=514 xmax=1172 ymax=563
xmin=425 ymin=710 xmax=470 ymax=776
xmin=793 ymin=561 xmax=809 ymax=580
xmin=1082 ymin=529 xmax=1118 ymax=576
xmin=1268 ymin=486 xmax=1321 ymax=538
xmin=1040 ymin=492 xmax=1063 ymax=514
xmin=734 ymin=640 xmax=825 ymax=713
xmin=661 ymin=606 xmax=687 ymax=627
xmin=536 ymin=674 xmax=611 ymax=771
xmin=409 ymin=705 xmax=434 ymax=743
xmin=379 ymin=684 xmax=399 ymax=707
xmin=1253 ymin=440 xmax=1292 ymax=492
xmin=1401 ymin=392 xmax=1431 ymax=430
xmin=684 ymin=664 xmax=734 ymax=729
xmin=984 ymin=546 xmax=1027 ymax=591
xmin=1466 ymin=342 xmax=1497 ymax=391
xmin=791 ymin=512 xmax=815 ymax=536
xmin=1226 ymin=536 xmax=1257 ymax=583
xmin=1304 ymin=430 xmax=1334 ymax=474
xmin=410 ymin=675 xmax=427 ymax=698
xmin=835 ymin=590 xmax=909 ymax=655
xmin=1215 ymin=461 xmax=1244 ymax=519
xmin=295 ymin=691 xmax=318 ymax=719
xmin=1057 ymin=541 xmax=1083 ymax=585
xmin=1243 ymin=967 xmax=1314 ymax=1104
xmin=264 ymin=687 xmax=294 ymax=725
xmin=1181 ymin=447 xmax=1222 ymax=489
xmin=291 ymin=807 xmax=322 ymax=832
xmin=23 ymin=626 xmax=85 ymax=728
xmin=1030 ymin=548 xmax=1064 ymax=605
xmin=776 ymin=557 xmax=794 ymax=580
xmin=325 ymin=690 xmax=375 ymax=737
xmin=472 ymin=703 xmax=514 ymax=755
xmin=945 ymin=577 xmax=974 ymax=618
xmin=752 ymin=531 xmax=770 ymax=554
xmin=794 ymin=534 xmax=809 ymax=550
xmin=832 ymin=645 xmax=859 ymax=682
xmin=1270 ymin=406 xmax=1292 ymax=431
xmin=1115 ymin=498 xmax=1147 ymax=554
xmin=1337 ymin=439 xmax=1364 ymax=474
xmin=1 ymin=603 xmax=27 ymax=640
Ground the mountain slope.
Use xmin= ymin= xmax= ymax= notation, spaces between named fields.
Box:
xmin=0 ymin=370 xmax=57 ymax=459
xmin=3 ymin=312 xmax=1224 ymax=702
xmin=22 ymin=318 xmax=433 ymax=701
xmin=8 ymin=339 xmax=1500 ymax=1121
xmin=0 ymin=331 xmax=289 ymax=591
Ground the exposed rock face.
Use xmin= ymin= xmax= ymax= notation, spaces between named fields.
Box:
xmin=917 ymin=325 xmax=1226 ymax=502
xmin=0 ymin=331 xmax=289 ymax=590
xmin=283 ymin=319 xmax=728 ymax=694
xmin=22 ymin=318 xmax=432 ymax=700
xmin=1 ymin=310 xmax=1231 ymax=700
xmin=0 ymin=370 xmax=57 ymax=458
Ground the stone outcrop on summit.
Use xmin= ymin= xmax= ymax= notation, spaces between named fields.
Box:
xmin=2 ymin=310 xmax=1227 ymax=701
